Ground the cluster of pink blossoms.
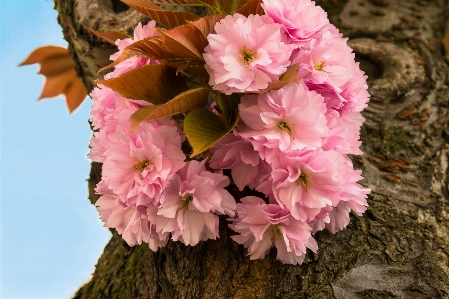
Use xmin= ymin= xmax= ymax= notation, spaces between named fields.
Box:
xmin=90 ymin=0 xmax=370 ymax=265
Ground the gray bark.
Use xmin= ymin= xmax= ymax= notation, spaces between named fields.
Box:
xmin=54 ymin=0 xmax=449 ymax=298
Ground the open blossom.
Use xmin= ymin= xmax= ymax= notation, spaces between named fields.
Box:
xmin=107 ymin=21 xmax=160 ymax=78
xmin=262 ymin=0 xmax=329 ymax=43
xmin=259 ymin=150 xmax=366 ymax=222
xmin=237 ymin=82 xmax=328 ymax=154
xmin=95 ymin=181 xmax=169 ymax=250
xmin=292 ymin=31 xmax=357 ymax=89
xmin=155 ymin=161 xmax=236 ymax=246
xmin=209 ymin=133 xmax=271 ymax=191
xmin=230 ymin=196 xmax=318 ymax=264
xmin=101 ymin=123 xmax=186 ymax=207
xmin=203 ymin=13 xmax=294 ymax=95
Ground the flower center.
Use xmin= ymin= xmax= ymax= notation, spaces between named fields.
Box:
xmin=178 ymin=194 xmax=193 ymax=211
xmin=314 ymin=59 xmax=325 ymax=71
xmin=276 ymin=120 xmax=294 ymax=136
xmin=297 ymin=170 xmax=313 ymax=193
xmin=134 ymin=159 xmax=151 ymax=172
xmin=240 ymin=45 xmax=257 ymax=66
xmin=269 ymin=224 xmax=282 ymax=239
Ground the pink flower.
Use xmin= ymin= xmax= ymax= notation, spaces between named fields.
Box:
xmin=95 ymin=181 xmax=168 ymax=250
xmin=209 ymin=133 xmax=271 ymax=191
xmin=258 ymin=150 xmax=347 ymax=221
xmin=237 ymin=82 xmax=328 ymax=153
xmin=230 ymin=196 xmax=318 ymax=264
xmin=155 ymin=161 xmax=236 ymax=246
xmin=262 ymin=0 xmax=329 ymax=43
xmin=203 ymin=13 xmax=294 ymax=95
xmin=107 ymin=21 xmax=160 ymax=78
xmin=292 ymin=32 xmax=357 ymax=89
xmin=101 ymin=123 xmax=186 ymax=206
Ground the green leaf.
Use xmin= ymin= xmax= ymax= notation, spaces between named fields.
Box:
xmin=236 ymin=0 xmax=263 ymax=16
xmin=129 ymin=105 xmax=161 ymax=130
xmin=248 ymin=63 xmax=300 ymax=94
xmin=212 ymin=92 xmax=239 ymax=128
xmin=98 ymin=36 xmax=176 ymax=73
xmin=121 ymin=0 xmax=199 ymax=28
xmin=184 ymin=109 xmax=239 ymax=157
xmin=95 ymin=64 xmax=189 ymax=104
xmin=158 ymin=25 xmax=206 ymax=60
xmin=130 ymin=88 xmax=210 ymax=128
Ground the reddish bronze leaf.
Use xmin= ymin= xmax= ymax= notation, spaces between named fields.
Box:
xmin=87 ymin=28 xmax=131 ymax=45
xmin=187 ymin=15 xmax=225 ymax=43
xmin=177 ymin=65 xmax=210 ymax=84
xmin=95 ymin=64 xmax=189 ymax=104
xmin=130 ymin=87 xmax=209 ymax=128
xmin=236 ymin=0 xmax=263 ymax=16
xmin=222 ymin=0 xmax=251 ymax=14
xmin=121 ymin=0 xmax=198 ymax=28
xmin=19 ymin=46 xmax=87 ymax=113
xmin=158 ymin=25 xmax=206 ymax=60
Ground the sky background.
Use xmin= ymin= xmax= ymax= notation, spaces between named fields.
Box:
xmin=0 ymin=0 xmax=111 ymax=298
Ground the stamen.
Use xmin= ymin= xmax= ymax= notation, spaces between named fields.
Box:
xmin=240 ymin=45 xmax=257 ymax=66
xmin=178 ymin=194 xmax=194 ymax=211
xmin=314 ymin=59 xmax=325 ymax=71
xmin=134 ymin=159 xmax=151 ymax=172
xmin=297 ymin=170 xmax=313 ymax=193
xmin=276 ymin=120 xmax=294 ymax=136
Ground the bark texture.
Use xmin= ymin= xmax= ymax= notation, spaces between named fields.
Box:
xmin=54 ymin=0 xmax=449 ymax=298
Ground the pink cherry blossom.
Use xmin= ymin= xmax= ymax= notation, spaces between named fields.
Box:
xmin=292 ymin=32 xmax=357 ymax=89
xmin=230 ymin=196 xmax=318 ymax=264
xmin=262 ymin=0 xmax=329 ymax=43
xmin=237 ymin=82 xmax=328 ymax=153
xmin=259 ymin=150 xmax=360 ymax=222
xmin=95 ymin=181 xmax=169 ymax=250
xmin=155 ymin=161 xmax=236 ymax=246
xmin=101 ymin=123 xmax=186 ymax=207
xmin=209 ymin=133 xmax=271 ymax=191
xmin=203 ymin=13 xmax=294 ymax=95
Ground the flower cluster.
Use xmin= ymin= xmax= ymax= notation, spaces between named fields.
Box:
xmin=89 ymin=0 xmax=370 ymax=265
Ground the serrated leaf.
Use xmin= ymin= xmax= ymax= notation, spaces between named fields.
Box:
xmin=187 ymin=15 xmax=225 ymax=43
xmin=98 ymin=36 xmax=175 ymax=73
xmin=236 ymin=0 xmax=263 ymax=16
xmin=184 ymin=109 xmax=239 ymax=157
xmin=158 ymin=25 xmax=206 ymax=60
xmin=249 ymin=63 xmax=299 ymax=94
xmin=131 ymin=87 xmax=209 ymax=128
xmin=121 ymin=0 xmax=198 ymax=28
xmin=95 ymin=64 xmax=189 ymax=104
xmin=87 ymin=28 xmax=131 ymax=45
xmin=19 ymin=45 xmax=87 ymax=113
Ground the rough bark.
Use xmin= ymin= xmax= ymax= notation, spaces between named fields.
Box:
xmin=54 ymin=0 xmax=449 ymax=298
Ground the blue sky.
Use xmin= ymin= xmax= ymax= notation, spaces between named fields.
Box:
xmin=0 ymin=0 xmax=111 ymax=298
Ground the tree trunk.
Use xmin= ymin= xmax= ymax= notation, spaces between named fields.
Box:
xmin=54 ymin=0 xmax=449 ymax=298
